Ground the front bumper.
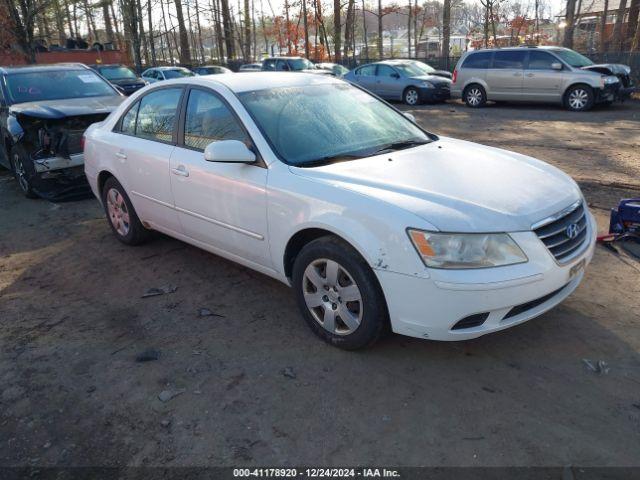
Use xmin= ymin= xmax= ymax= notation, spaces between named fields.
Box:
xmin=419 ymin=86 xmax=451 ymax=103
xmin=31 ymin=153 xmax=91 ymax=201
xmin=376 ymin=211 xmax=597 ymax=341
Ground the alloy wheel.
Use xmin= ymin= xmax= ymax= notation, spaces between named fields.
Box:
xmin=302 ymin=258 xmax=363 ymax=335
xmin=467 ymin=88 xmax=482 ymax=106
xmin=13 ymin=153 xmax=29 ymax=193
xmin=568 ymin=88 xmax=589 ymax=110
xmin=405 ymin=89 xmax=419 ymax=105
xmin=106 ymin=187 xmax=131 ymax=237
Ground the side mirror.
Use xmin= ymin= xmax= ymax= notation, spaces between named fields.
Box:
xmin=204 ymin=140 xmax=256 ymax=163
xmin=391 ymin=72 xmax=400 ymax=79
xmin=404 ymin=112 xmax=416 ymax=122
xmin=115 ymin=85 xmax=126 ymax=95
xmin=551 ymin=62 xmax=563 ymax=71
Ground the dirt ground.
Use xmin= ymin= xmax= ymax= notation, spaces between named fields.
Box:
xmin=1 ymin=99 xmax=639 ymax=469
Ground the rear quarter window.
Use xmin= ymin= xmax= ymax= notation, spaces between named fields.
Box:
xmin=461 ymin=52 xmax=492 ymax=69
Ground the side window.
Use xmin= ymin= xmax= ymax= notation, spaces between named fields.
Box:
xmin=492 ymin=51 xmax=526 ymax=69
xmin=528 ymin=51 xmax=557 ymax=70
xmin=461 ymin=52 xmax=492 ymax=69
xmin=144 ymin=70 xmax=155 ymax=79
xmin=183 ymin=89 xmax=248 ymax=151
xmin=135 ymin=88 xmax=182 ymax=143
xmin=356 ymin=65 xmax=376 ymax=76
xmin=377 ymin=65 xmax=397 ymax=77
xmin=119 ymin=102 xmax=139 ymax=134
xmin=276 ymin=60 xmax=289 ymax=71
xmin=263 ymin=59 xmax=276 ymax=71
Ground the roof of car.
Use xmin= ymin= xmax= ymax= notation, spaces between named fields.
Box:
xmin=263 ymin=56 xmax=307 ymax=61
xmin=92 ymin=64 xmax=129 ymax=68
xmin=158 ymin=72 xmax=340 ymax=93
xmin=151 ymin=66 xmax=191 ymax=70
xmin=0 ymin=63 xmax=92 ymax=74
xmin=466 ymin=45 xmax=567 ymax=53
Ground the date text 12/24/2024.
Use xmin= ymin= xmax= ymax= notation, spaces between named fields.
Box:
xmin=233 ymin=468 xmax=401 ymax=478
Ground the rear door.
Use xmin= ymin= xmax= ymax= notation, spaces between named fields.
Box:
xmin=111 ymin=86 xmax=184 ymax=233
xmin=375 ymin=65 xmax=403 ymax=99
xmin=353 ymin=65 xmax=377 ymax=93
xmin=522 ymin=50 xmax=565 ymax=102
xmin=486 ymin=50 xmax=526 ymax=100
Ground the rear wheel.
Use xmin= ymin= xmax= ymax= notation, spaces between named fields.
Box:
xmin=292 ymin=236 xmax=388 ymax=350
xmin=11 ymin=146 xmax=37 ymax=198
xmin=463 ymin=84 xmax=486 ymax=108
xmin=403 ymin=87 xmax=420 ymax=106
xmin=564 ymin=84 xmax=594 ymax=112
xmin=101 ymin=176 xmax=150 ymax=245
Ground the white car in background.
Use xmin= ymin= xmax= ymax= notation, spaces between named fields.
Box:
xmin=83 ymin=73 xmax=596 ymax=349
xmin=141 ymin=66 xmax=195 ymax=83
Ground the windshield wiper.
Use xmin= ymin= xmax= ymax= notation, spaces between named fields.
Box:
xmin=371 ymin=139 xmax=430 ymax=155
xmin=298 ymin=153 xmax=366 ymax=168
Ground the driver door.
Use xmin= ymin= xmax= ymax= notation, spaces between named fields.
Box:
xmin=169 ymin=86 xmax=271 ymax=267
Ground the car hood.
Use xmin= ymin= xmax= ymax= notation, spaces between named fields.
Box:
xmin=9 ymin=95 xmax=124 ymax=119
xmin=409 ymin=74 xmax=452 ymax=86
xmin=290 ymin=137 xmax=582 ymax=232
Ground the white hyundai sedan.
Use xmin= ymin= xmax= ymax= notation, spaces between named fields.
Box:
xmin=84 ymin=73 xmax=596 ymax=349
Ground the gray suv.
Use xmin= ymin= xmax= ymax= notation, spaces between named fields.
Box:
xmin=451 ymin=46 xmax=622 ymax=111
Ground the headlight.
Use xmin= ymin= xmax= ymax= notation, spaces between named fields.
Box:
xmin=420 ymin=81 xmax=434 ymax=88
xmin=408 ymin=230 xmax=528 ymax=269
xmin=603 ymin=76 xmax=619 ymax=85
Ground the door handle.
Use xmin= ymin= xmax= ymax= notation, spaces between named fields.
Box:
xmin=171 ymin=166 xmax=189 ymax=177
xmin=116 ymin=152 xmax=127 ymax=159
xmin=526 ymin=73 xmax=535 ymax=77
xmin=513 ymin=72 xmax=522 ymax=77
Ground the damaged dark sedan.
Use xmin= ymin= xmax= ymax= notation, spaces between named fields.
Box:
xmin=0 ymin=64 xmax=125 ymax=200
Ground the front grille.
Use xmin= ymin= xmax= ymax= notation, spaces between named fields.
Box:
xmin=503 ymin=284 xmax=568 ymax=320
xmin=533 ymin=202 xmax=588 ymax=262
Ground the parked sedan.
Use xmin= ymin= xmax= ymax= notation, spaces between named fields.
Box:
xmin=0 ymin=64 xmax=124 ymax=200
xmin=384 ymin=59 xmax=452 ymax=80
xmin=239 ymin=63 xmax=262 ymax=72
xmin=84 ymin=73 xmax=596 ymax=349
xmin=344 ymin=60 xmax=451 ymax=105
xmin=141 ymin=66 xmax=195 ymax=83
xmin=90 ymin=64 xmax=147 ymax=95
xmin=192 ymin=65 xmax=233 ymax=75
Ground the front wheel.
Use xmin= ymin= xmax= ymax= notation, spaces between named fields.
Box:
xmin=403 ymin=87 xmax=420 ymax=106
xmin=11 ymin=146 xmax=37 ymax=198
xmin=564 ymin=85 xmax=594 ymax=111
xmin=292 ymin=236 xmax=388 ymax=350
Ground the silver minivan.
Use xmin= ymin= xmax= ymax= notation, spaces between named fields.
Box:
xmin=451 ymin=46 xmax=621 ymax=111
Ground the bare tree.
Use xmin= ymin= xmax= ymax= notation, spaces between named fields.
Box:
xmin=174 ymin=0 xmax=192 ymax=64
xmin=599 ymin=0 xmax=608 ymax=52
xmin=626 ymin=0 xmax=638 ymax=49
xmin=610 ymin=0 xmax=628 ymax=50
xmin=1 ymin=0 xmax=50 ymax=62
xmin=442 ymin=0 xmax=451 ymax=65
xmin=220 ymin=0 xmax=234 ymax=58
xmin=333 ymin=0 xmax=341 ymax=61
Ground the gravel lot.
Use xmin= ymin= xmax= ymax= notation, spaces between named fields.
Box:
xmin=1 ymin=99 xmax=639 ymax=469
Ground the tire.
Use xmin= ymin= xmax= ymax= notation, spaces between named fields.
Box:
xmin=292 ymin=235 xmax=389 ymax=350
xmin=564 ymin=84 xmax=594 ymax=112
xmin=403 ymin=87 xmax=420 ymax=106
xmin=101 ymin=176 xmax=150 ymax=245
xmin=463 ymin=84 xmax=486 ymax=108
xmin=10 ymin=145 xmax=38 ymax=198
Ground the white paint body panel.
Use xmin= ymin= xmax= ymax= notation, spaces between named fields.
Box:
xmin=84 ymin=73 xmax=596 ymax=341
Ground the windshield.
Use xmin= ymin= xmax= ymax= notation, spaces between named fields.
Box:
xmin=5 ymin=69 xmax=117 ymax=103
xmin=410 ymin=61 xmax=436 ymax=74
xmin=98 ymin=66 xmax=137 ymax=80
xmin=163 ymin=68 xmax=195 ymax=79
xmin=393 ymin=63 xmax=427 ymax=77
xmin=239 ymin=83 xmax=432 ymax=166
xmin=289 ymin=58 xmax=315 ymax=71
xmin=551 ymin=49 xmax=593 ymax=67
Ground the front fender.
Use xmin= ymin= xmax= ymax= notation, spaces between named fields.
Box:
xmin=267 ymin=163 xmax=434 ymax=280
